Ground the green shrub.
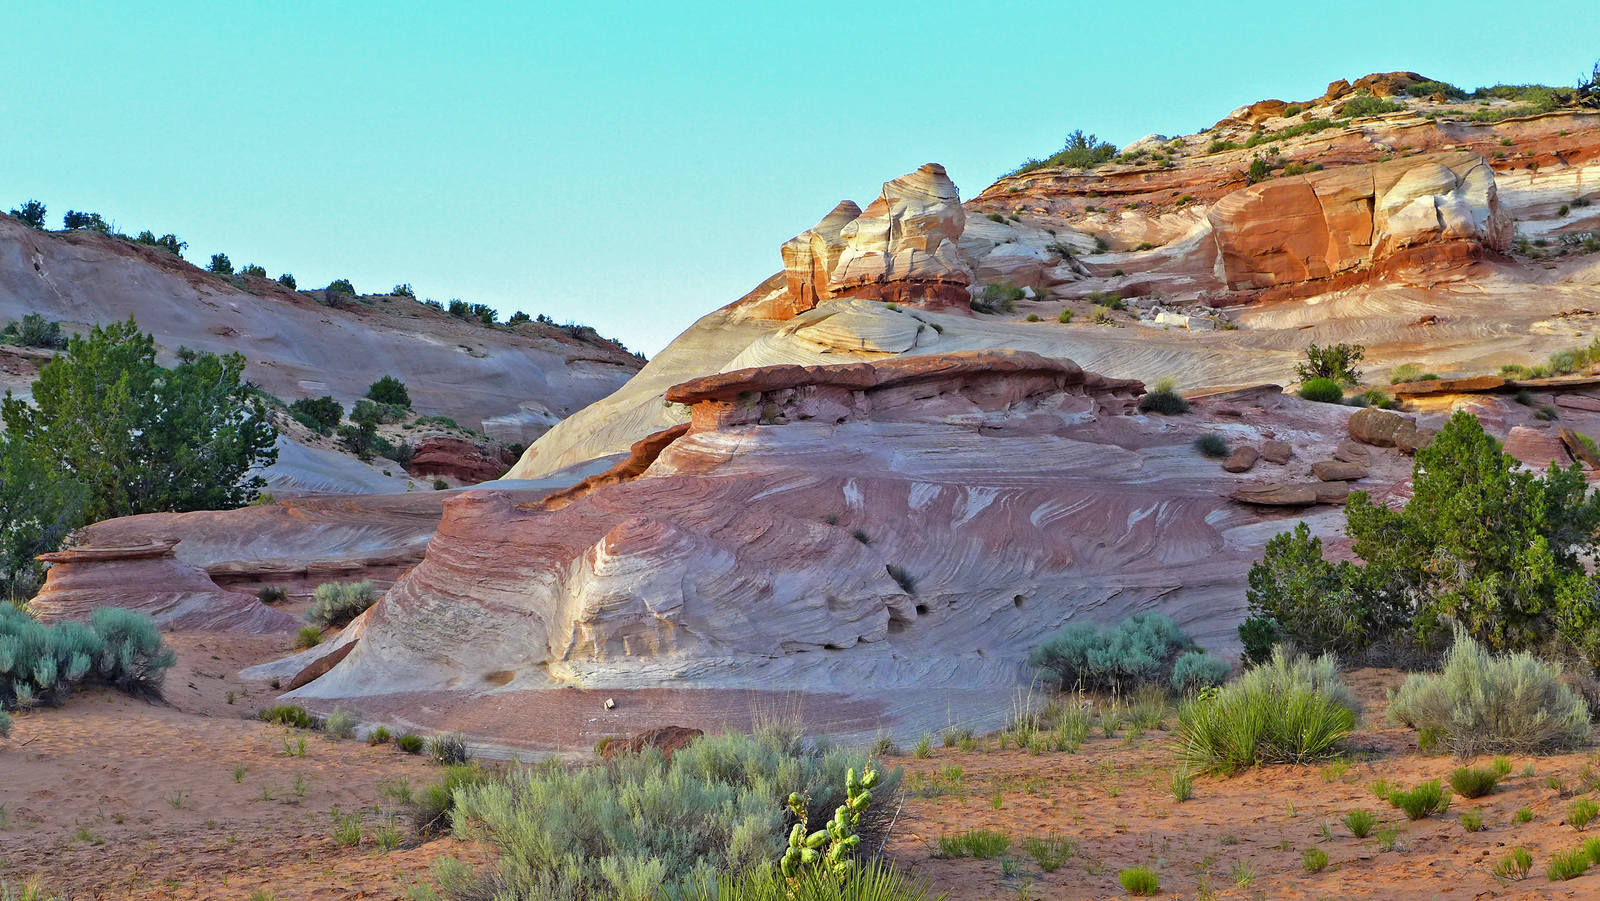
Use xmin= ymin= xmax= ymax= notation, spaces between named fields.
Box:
xmin=8 ymin=200 xmax=46 ymax=230
xmin=971 ymin=282 xmax=1024 ymax=314
xmin=305 ymin=580 xmax=378 ymax=629
xmin=0 ymin=606 xmax=175 ymax=710
xmin=327 ymin=278 xmax=356 ymax=296
xmin=1388 ymin=363 xmax=1430 ymax=384
xmin=1449 ymin=767 xmax=1500 ymax=799
xmin=1571 ymin=798 xmax=1599 ymax=830
xmin=1057 ymin=309 xmax=1073 ymax=324
xmin=1023 ymin=835 xmax=1075 ymax=872
xmin=207 ymin=253 xmax=234 ymax=275
xmin=1389 ymin=780 xmax=1451 ymax=820
xmin=239 ymin=263 xmax=267 ymax=278
xmin=323 ymin=709 xmax=359 ymax=739
xmin=1302 ymin=846 xmax=1329 ymax=873
xmin=1494 ymin=847 xmax=1532 ymax=880
xmin=1460 ymin=808 xmax=1485 ymax=832
xmin=1240 ymin=523 xmax=1402 ymax=660
xmin=1515 ymin=807 xmax=1534 ymax=824
xmin=2 ymin=314 xmax=66 ymax=349
xmin=1170 ymin=766 xmax=1194 ymax=801
xmin=1548 ymin=847 xmax=1590 ymax=881
xmin=1139 ymin=377 xmax=1189 ymax=415
xmin=288 ymin=396 xmax=343 ymax=431
xmin=1028 ymin=612 xmax=1195 ymax=692
xmin=412 ymin=762 xmax=489 ymax=836
xmin=1343 ymin=808 xmax=1377 ymax=837
xmin=1008 ymin=130 xmax=1118 ymax=176
xmin=683 ymin=857 xmax=938 ymax=901
xmin=134 ymin=231 xmax=187 ymax=256
xmin=278 ymin=273 xmax=297 ymax=289
xmin=366 ymin=376 xmax=411 ymax=408
xmin=449 ymin=726 xmax=901 ymax=897
xmin=1170 ymin=651 xmax=1229 ymax=692
xmin=1177 ymin=647 xmax=1359 ymax=774
xmin=396 ymin=733 xmax=424 ymax=754
xmin=368 ymin=726 xmax=392 ymax=746
xmin=62 ymin=210 xmax=109 ymax=233
xmin=1387 ymin=630 xmax=1590 ymax=757
xmin=935 ymin=828 xmax=1010 ymax=859
xmin=256 ymin=585 xmax=287 ymax=605
xmin=428 ymin=732 xmax=469 ymax=765
xmin=0 ymin=708 xmax=9 ymax=739
xmin=1119 ymin=866 xmax=1160 ymax=895
xmin=1298 ymin=378 xmax=1344 ymax=403
xmin=1340 ymin=93 xmax=1405 ymax=117
xmin=295 ymin=625 xmax=323 ymax=648
xmin=1295 ymin=343 xmax=1365 ymax=384
xmin=1194 ymin=434 xmax=1229 ymax=458
xmin=259 ymin=704 xmax=317 ymax=729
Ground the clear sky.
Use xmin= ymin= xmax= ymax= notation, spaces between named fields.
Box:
xmin=4 ymin=2 xmax=1594 ymax=356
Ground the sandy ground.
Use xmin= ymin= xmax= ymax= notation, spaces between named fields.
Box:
xmin=8 ymin=638 xmax=1600 ymax=900
xmin=888 ymin=669 xmax=1600 ymax=900
xmin=0 ymin=631 xmax=485 ymax=900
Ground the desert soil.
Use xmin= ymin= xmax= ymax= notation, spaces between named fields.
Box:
xmin=5 ymin=639 xmax=1600 ymax=900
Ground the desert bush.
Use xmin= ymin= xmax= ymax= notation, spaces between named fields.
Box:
xmin=327 ymin=278 xmax=356 ymax=296
xmin=935 ymin=828 xmax=1010 ymax=859
xmin=256 ymin=585 xmax=287 ymax=605
xmin=8 ymin=201 xmax=46 ymax=230
xmin=1139 ymin=377 xmax=1189 ymax=415
xmin=305 ymin=580 xmax=378 ymax=629
xmin=1023 ymin=835 xmax=1075 ymax=872
xmin=1343 ymin=808 xmax=1377 ymax=837
xmin=1194 ymin=434 xmax=1229 ymax=458
xmin=1389 ymin=779 xmax=1451 ymax=820
xmin=1170 ymin=651 xmax=1229 ymax=693
xmin=682 ymin=857 xmax=938 ymax=901
xmin=368 ymin=726 xmax=392 ymax=745
xmin=133 ymin=230 xmax=185 ymax=256
xmin=1057 ymin=309 xmax=1073 ymax=323
xmin=396 ymin=733 xmax=424 ymax=754
xmin=1302 ymin=846 xmax=1330 ymax=873
xmin=412 ymin=762 xmax=490 ymax=836
xmin=1571 ymin=798 xmax=1599 ymax=830
xmin=277 ymin=273 xmax=297 ymax=289
xmin=2 ymin=314 xmax=66 ymax=349
xmin=1239 ymin=522 xmax=1404 ymax=662
xmin=1295 ymin=343 xmax=1364 ymax=385
xmin=1449 ymin=766 xmax=1500 ymax=798
xmin=447 ymin=725 xmax=900 ymax=898
xmin=323 ymin=709 xmax=359 ymax=739
xmin=366 ymin=376 xmax=411 ymax=408
xmin=0 ymin=708 xmax=9 ymax=739
xmin=428 ymin=732 xmax=469 ymax=765
xmin=1170 ymin=766 xmax=1194 ymax=801
xmin=1009 ymin=130 xmax=1118 ymax=176
xmin=1177 ymin=647 xmax=1359 ymax=774
xmin=1298 ymin=378 xmax=1344 ymax=403
xmin=1028 ymin=612 xmax=1195 ymax=693
xmin=295 ymin=625 xmax=322 ymax=648
xmin=239 ymin=263 xmax=267 ymax=278
xmin=207 ymin=253 xmax=234 ymax=275
xmin=0 ymin=606 xmax=174 ymax=710
xmin=1340 ymin=93 xmax=1405 ymax=117
xmin=1494 ymin=846 xmax=1533 ymax=880
xmin=1386 ymin=630 xmax=1590 ymax=757
xmin=1548 ymin=846 xmax=1590 ymax=880
xmin=1388 ymin=363 xmax=1433 ymax=383
xmin=1119 ymin=866 xmax=1160 ymax=895
xmin=259 ymin=704 xmax=317 ymax=729
xmin=1460 ymin=808 xmax=1485 ymax=832
xmin=971 ymin=282 xmax=1024 ymax=314
xmin=61 ymin=210 xmax=109 ymax=232
xmin=288 ymin=396 xmax=343 ymax=431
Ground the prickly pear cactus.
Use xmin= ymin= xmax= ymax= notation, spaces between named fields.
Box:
xmin=779 ymin=765 xmax=882 ymax=880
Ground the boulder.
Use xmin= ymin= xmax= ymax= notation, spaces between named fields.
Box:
xmin=1332 ymin=440 xmax=1370 ymax=463
xmin=1222 ymin=446 xmax=1259 ymax=473
xmin=406 ymin=436 xmax=514 ymax=484
xmin=1560 ymin=427 xmax=1600 ymax=469
xmin=598 ymin=725 xmax=705 ymax=761
xmin=1231 ymin=483 xmax=1318 ymax=506
xmin=1349 ymin=406 xmax=1431 ymax=453
xmin=1260 ymin=440 xmax=1293 ymax=464
xmin=1312 ymin=460 xmax=1368 ymax=481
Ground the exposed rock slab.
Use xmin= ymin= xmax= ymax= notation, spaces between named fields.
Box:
xmin=1349 ymin=407 xmax=1434 ymax=453
xmin=1222 ymin=446 xmax=1259 ymax=472
xmin=1391 ymin=375 xmax=1506 ymax=397
xmin=1260 ymin=440 xmax=1293 ymax=464
xmin=1312 ymin=460 xmax=1368 ymax=481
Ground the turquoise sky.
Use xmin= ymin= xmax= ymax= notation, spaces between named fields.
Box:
xmin=4 ymin=2 xmax=1594 ymax=355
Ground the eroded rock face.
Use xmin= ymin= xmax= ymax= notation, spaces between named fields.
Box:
xmin=777 ymin=164 xmax=972 ymax=317
xmin=1208 ymin=152 xmax=1509 ymax=290
xmin=280 ymin=353 xmax=1409 ymax=747
xmin=405 ymin=437 xmax=515 ymax=484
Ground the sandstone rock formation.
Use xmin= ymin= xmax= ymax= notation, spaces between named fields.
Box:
xmin=1207 ymin=152 xmax=1509 ymax=291
xmin=405 ymin=437 xmax=515 ymax=484
xmin=776 ymin=164 xmax=972 ymax=316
